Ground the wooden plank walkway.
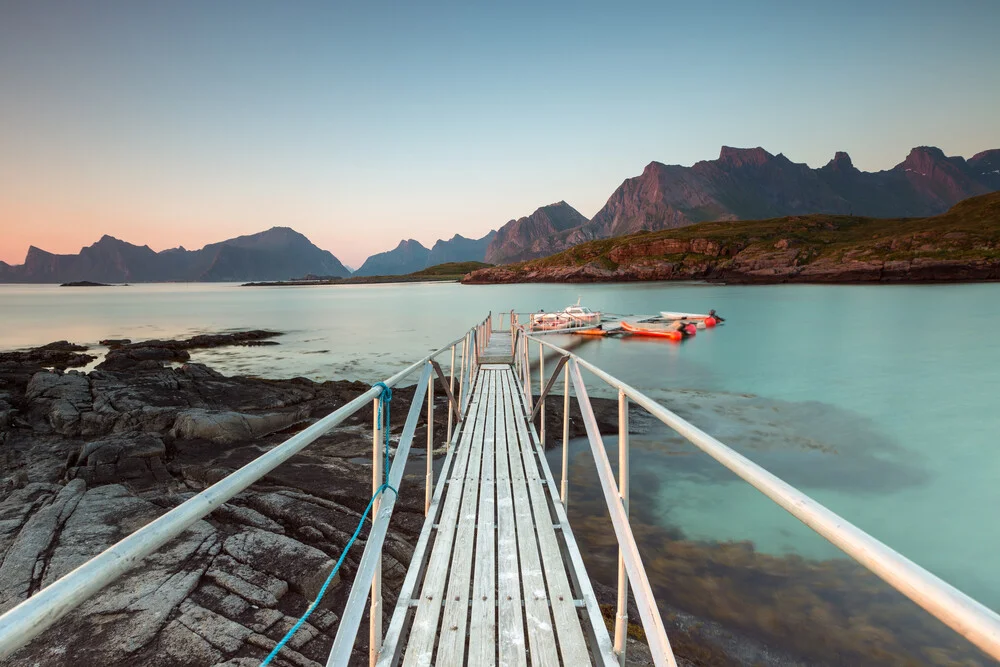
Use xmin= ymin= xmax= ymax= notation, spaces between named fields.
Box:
xmin=380 ymin=362 xmax=616 ymax=666
xmin=480 ymin=331 xmax=514 ymax=365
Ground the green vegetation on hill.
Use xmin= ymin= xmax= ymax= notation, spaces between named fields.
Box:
xmin=341 ymin=261 xmax=491 ymax=283
xmin=463 ymin=192 xmax=1000 ymax=284
xmin=408 ymin=261 xmax=491 ymax=277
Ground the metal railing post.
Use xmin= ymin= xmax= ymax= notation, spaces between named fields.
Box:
xmin=370 ymin=398 xmax=383 ymax=666
xmin=561 ymin=360 xmax=570 ymax=507
xmin=472 ymin=329 xmax=479 ymax=379
xmin=614 ymin=389 xmax=630 ymax=664
xmin=538 ymin=341 xmax=546 ymax=448
xmin=425 ymin=365 xmax=434 ymax=515
xmin=522 ymin=336 xmax=531 ymax=409
xmin=447 ymin=344 xmax=456 ymax=447
xmin=459 ymin=335 xmax=468 ymax=412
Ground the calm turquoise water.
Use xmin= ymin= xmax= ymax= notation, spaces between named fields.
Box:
xmin=2 ymin=281 xmax=998 ymax=623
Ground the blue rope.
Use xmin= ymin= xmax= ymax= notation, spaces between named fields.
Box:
xmin=260 ymin=382 xmax=396 ymax=666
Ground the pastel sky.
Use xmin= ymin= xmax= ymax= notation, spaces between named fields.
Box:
xmin=1 ymin=1 xmax=998 ymax=267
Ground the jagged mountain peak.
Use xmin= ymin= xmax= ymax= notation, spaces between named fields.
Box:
xmin=718 ymin=146 xmax=775 ymax=168
xmin=822 ymin=151 xmax=857 ymax=173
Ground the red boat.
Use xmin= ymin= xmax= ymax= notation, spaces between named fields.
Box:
xmin=620 ymin=320 xmax=685 ymax=340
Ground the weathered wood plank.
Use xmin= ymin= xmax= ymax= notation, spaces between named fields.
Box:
xmin=403 ymin=368 xmax=490 ymax=667
xmin=468 ymin=367 xmax=498 ymax=666
xmin=501 ymin=370 xmax=559 ymax=667
xmin=436 ymin=369 xmax=492 ymax=664
xmin=504 ymin=369 xmax=591 ymax=666
xmin=378 ymin=381 xmax=485 ymax=667
xmin=495 ymin=369 xmax=527 ymax=667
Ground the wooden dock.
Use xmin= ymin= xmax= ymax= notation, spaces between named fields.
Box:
xmin=479 ymin=330 xmax=514 ymax=365
xmin=378 ymin=354 xmax=617 ymax=665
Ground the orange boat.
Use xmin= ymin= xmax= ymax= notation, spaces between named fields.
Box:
xmin=572 ymin=326 xmax=609 ymax=336
xmin=620 ymin=321 xmax=684 ymax=340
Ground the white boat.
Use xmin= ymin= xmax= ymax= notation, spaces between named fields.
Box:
xmin=660 ymin=310 xmax=712 ymax=320
xmin=530 ymin=299 xmax=600 ymax=329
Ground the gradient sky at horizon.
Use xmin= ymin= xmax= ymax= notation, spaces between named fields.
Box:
xmin=2 ymin=1 xmax=999 ymax=267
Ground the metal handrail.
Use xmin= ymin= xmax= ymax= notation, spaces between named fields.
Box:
xmin=514 ymin=328 xmax=677 ymax=667
xmin=523 ymin=331 xmax=1000 ymax=662
xmin=0 ymin=316 xmax=491 ymax=662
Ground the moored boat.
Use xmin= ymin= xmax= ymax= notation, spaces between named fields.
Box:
xmin=530 ymin=298 xmax=601 ymax=330
xmin=660 ymin=310 xmax=711 ymax=320
xmin=620 ymin=320 xmax=687 ymax=340
xmin=660 ymin=309 xmax=723 ymax=327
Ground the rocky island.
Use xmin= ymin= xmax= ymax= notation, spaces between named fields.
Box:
xmin=463 ymin=192 xmax=1000 ymax=285
xmin=59 ymin=281 xmax=114 ymax=287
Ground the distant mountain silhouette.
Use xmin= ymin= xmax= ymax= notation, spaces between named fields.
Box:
xmin=0 ymin=227 xmax=350 ymax=283
xmin=478 ymin=145 xmax=1000 ymax=264
xmin=353 ymin=231 xmax=495 ymax=276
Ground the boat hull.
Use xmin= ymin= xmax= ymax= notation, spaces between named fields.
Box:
xmin=660 ymin=311 xmax=711 ymax=320
xmin=620 ymin=321 xmax=683 ymax=340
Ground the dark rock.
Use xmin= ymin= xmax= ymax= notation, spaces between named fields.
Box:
xmin=0 ymin=334 xmax=437 ymax=665
xmin=0 ymin=342 xmax=95 ymax=372
xmin=99 ymin=339 xmax=132 ymax=347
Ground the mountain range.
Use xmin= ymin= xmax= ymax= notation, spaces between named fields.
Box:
xmin=352 ymin=231 xmax=496 ymax=276
xmin=478 ymin=145 xmax=1000 ymax=265
xmin=0 ymin=227 xmax=351 ymax=283
xmin=4 ymin=144 xmax=997 ymax=282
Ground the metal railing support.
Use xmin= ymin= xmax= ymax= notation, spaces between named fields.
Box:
xmin=613 ymin=389 xmax=630 ymax=665
xmin=327 ymin=363 xmax=433 ymax=665
xmin=530 ymin=355 xmax=568 ymax=421
xmin=459 ymin=335 xmax=467 ymax=412
xmin=472 ymin=328 xmax=479 ymax=378
xmin=522 ymin=336 xmax=533 ymax=413
xmin=370 ymin=398 xmax=384 ymax=667
xmin=538 ymin=341 xmax=546 ymax=448
xmin=568 ymin=360 xmax=677 ymax=667
xmin=446 ymin=345 xmax=456 ymax=446
xmin=425 ymin=365 xmax=434 ymax=515
xmin=561 ymin=362 xmax=570 ymax=507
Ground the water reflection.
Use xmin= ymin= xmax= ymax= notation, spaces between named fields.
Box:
xmin=552 ymin=436 xmax=989 ymax=665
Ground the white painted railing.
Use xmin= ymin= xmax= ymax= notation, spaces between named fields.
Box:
xmin=519 ymin=329 xmax=1000 ymax=665
xmin=0 ymin=315 xmax=492 ymax=663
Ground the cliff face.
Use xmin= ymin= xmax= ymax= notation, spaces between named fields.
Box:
xmin=484 ymin=201 xmax=589 ymax=264
xmin=585 ymin=145 xmax=997 ymax=239
xmin=480 ymin=145 xmax=999 ymax=266
xmin=0 ymin=228 xmax=351 ymax=283
xmin=463 ymin=192 xmax=1000 ymax=285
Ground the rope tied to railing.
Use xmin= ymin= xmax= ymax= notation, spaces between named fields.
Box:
xmin=260 ymin=381 xmax=397 ymax=666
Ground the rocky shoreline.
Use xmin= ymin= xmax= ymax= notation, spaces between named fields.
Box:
xmin=0 ymin=334 xmax=657 ymax=666
xmin=461 ymin=257 xmax=1000 ymax=285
